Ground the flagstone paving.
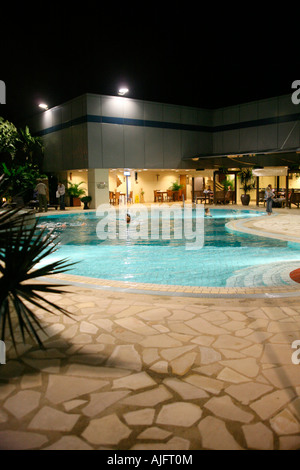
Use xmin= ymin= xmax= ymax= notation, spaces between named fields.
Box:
xmin=1 ymin=287 xmax=300 ymax=450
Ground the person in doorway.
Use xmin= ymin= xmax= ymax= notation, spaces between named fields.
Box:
xmin=35 ymin=179 xmax=48 ymax=212
xmin=265 ymin=184 xmax=274 ymax=215
xmin=204 ymin=186 xmax=212 ymax=194
xmin=57 ymin=182 xmax=66 ymax=210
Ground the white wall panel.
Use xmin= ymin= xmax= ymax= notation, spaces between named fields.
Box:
xmin=87 ymin=94 xmax=101 ymax=116
xmin=144 ymin=102 xmax=163 ymax=121
xmin=101 ymin=96 xmax=124 ymax=118
xmin=163 ymin=104 xmax=181 ymax=123
xmin=124 ymin=99 xmax=144 ymax=120
xmin=41 ymin=110 xmax=53 ymax=130
xmin=62 ymin=102 xmax=72 ymax=124
xmin=52 ymin=107 xmax=62 ymax=127
xmin=71 ymin=96 xmax=85 ymax=120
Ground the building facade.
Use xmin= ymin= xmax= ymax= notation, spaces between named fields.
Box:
xmin=28 ymin=93 xmax=300 ymax=208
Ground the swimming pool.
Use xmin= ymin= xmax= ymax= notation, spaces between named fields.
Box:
xmin=37 ymin=209 xmax=300 ymax=288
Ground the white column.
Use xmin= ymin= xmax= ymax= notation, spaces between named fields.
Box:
xmin=88 ymin=169 xmax=109 ymax=209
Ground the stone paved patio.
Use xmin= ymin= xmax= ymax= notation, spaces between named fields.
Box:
xmin=1 ymin=206 xmax=300 ymax=450
xmin=1 ymin=287 xmax=300 ymax=450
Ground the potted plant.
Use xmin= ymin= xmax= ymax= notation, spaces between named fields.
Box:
xmin=67 ymin=181 xmax=86 ymax=207
xmin=81 ymin=195 xmax=92 ymax=210
xmin=140 ymin=188 xmax=145 ymax=203
xmin=171 ymin=181 xmax=183 ymax=192
xmin=239 ymin=168 xmax=255 ymax=206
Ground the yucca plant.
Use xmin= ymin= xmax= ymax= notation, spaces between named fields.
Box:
xmin=0 ymin=174 xmax=76 ymax=350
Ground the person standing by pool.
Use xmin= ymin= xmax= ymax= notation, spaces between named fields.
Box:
xmin=265 ymin=184 xmax=274 ymax=215
xmin=35 ymin=179 xmax=48 ymax=212
xmin=57 ymin=182 xmax=66 ymax=210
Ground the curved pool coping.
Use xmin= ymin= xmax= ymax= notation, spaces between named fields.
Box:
xmin=39 ymin=208 xmax=300 ymax=299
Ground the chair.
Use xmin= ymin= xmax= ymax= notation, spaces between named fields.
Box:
xmin=109 ymin=191 xmax=115 ymax=205
xmin=258 ymin=190 xmax=266 ymax=206
xmin=289 ymin=191 xmax=300 ymax=208
xmin=194 ymin=190 xmax=206 ymax=204
xmin=215 ymin=190 xmax=226 ymax=204
xmin=172 ymin=191 xmax=180 ymax=201
xmin=167 ymin=190 xmax=173 ymax=202
xmin=127 ymin=191 xmax=133 ymax=204
xmin=154 ymin=190 xmax=163 ymax=203
xmin=115 ymin=192 xmax=120 ymax=205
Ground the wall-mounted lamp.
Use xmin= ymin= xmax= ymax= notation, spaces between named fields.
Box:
xmin=118 ymin=88 xmax=129 ymax=96
xmin=39 ymin=103 xmax=49 ymax=111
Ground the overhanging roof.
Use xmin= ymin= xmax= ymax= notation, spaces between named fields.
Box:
xmin=182 ymin=148 xmax=300 ymax=170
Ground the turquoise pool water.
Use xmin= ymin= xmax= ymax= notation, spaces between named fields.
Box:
xmin=37 ymin=209 xmax=300 ymax=288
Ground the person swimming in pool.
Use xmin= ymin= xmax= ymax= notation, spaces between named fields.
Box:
xmin=126 ymin=213 xmax=131 ymax=223
xmin=205 ymin=208 xmax=212 ymax=217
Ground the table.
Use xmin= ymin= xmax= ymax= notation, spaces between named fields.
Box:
xmin=155 ymin=191 xmax=167 ymax=202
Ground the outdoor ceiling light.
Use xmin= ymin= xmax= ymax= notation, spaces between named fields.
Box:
xmin=39 ymin=103 xmax=48 ymax=110
xmin=118 ymin=88 xmax=129 ymax=96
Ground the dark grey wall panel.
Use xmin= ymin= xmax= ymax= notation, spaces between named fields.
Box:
xmin=213 ymin=132 xmax=223 ymax=154
xmin=278 ymin=122 xmax=300 ymax=149
xmin=239 ymin=102 xmax=258 ymax=122
xmin=239 ymin=127 xmax=258 ymax=152
xmin=163 ymin=129 xmax=182 ymax=168
xmin=124 ymin=125 xmax=145 ymax=168
xmin=258 ymin=124 xmax=278 ymax=150
xmin=102 ymin=123 xmax=125 ymax=168
xmin=87 ymin=123 xmax=103 ymax=168
xmin=222 ymin=129 xmax=239 ymax=153
xmin=258 ymin=98 xmax=278 ymax=119
xmin=145 ymin=128 xmax=164 ymax=168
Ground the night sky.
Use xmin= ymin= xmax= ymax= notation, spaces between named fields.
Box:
xmin=1 ymin=7 xmax=299 ymax=126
